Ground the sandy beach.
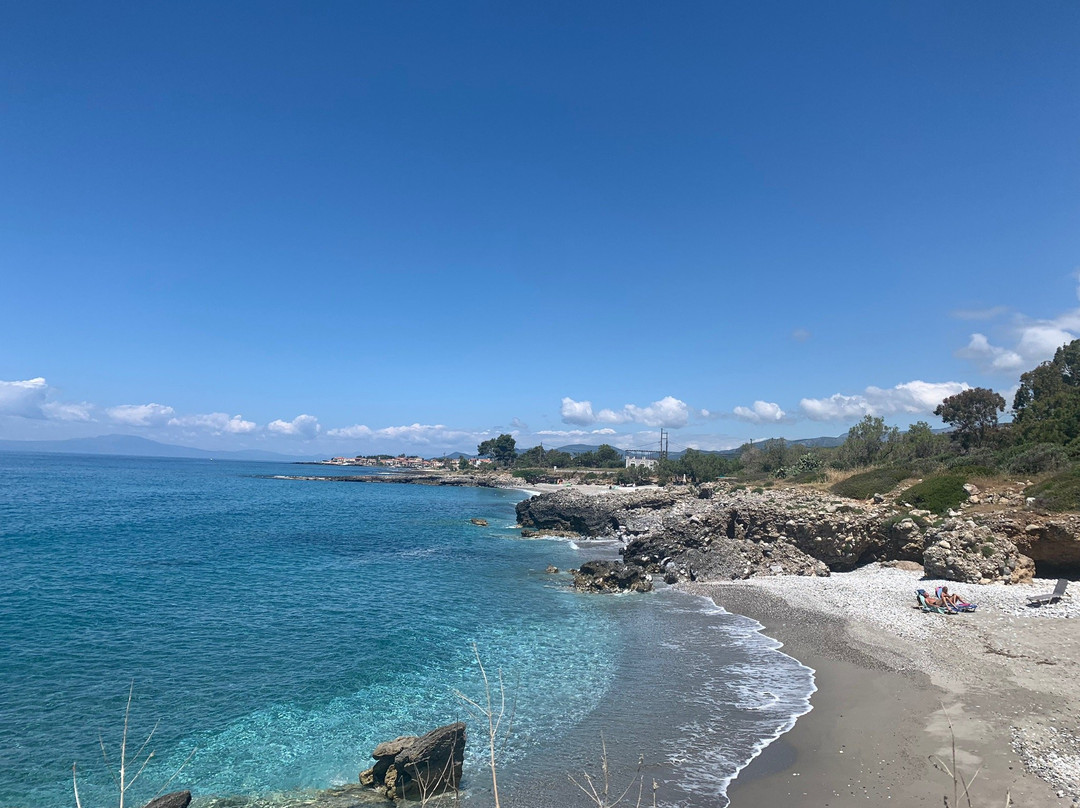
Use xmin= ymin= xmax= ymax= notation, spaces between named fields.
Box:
xmin=684 ymin=568 xmax=1080 ymax=806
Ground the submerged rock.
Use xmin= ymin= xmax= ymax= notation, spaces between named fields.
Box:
xmin=142 ymin=793 xmax=191 ymax=808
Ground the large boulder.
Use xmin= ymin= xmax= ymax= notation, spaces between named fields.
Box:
xmin=572 ymin=560 xmax=653 ymax=593
xmin=360 ymin=723 xmax=465 ymax=801
xmin=922 ymin=519 xmax=1035 ymax=584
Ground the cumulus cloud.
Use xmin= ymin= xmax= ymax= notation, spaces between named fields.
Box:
xmin=106 ymin=403 xmax=176 ymax=427
xmin=560 ymin=398 xmax=596 ymax=426
xmin=40 ymin=401 xmax=94 ymax=421
xmin=0 ymin=377 xmax=50 ymax=418
xmin=732 ymin=400 xmax=787 ymax=423
xmin=800 ymin=380 xmax=969 ymax=421
xmin=169 ymin=412 xmax=257 ymax=434
xmin=956 ymin=277 xmax=1080 ymax=375
xmin=561 ymin=395 xmax=689 ymax=428
xmin=267 ymin=414 xmax=322 ymax=438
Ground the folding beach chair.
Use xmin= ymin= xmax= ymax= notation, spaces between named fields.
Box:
xmin=916 ymin=589 xmax=954 ymax=614
xmin=1027 ymin=578 xmax=1069 ymax=606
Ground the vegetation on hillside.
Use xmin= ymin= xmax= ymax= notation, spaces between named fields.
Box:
xmin=468 ymin=339 xmax=1080 ymax=507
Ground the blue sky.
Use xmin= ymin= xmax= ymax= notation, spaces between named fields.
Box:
xmin=2 ymin=1 xmax=1078 ymax=456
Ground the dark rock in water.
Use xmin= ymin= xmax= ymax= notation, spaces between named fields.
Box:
xmin=520 ymin=528 xmax=539 ymax=537
xmin=360 ymin=723 xmax=465 ymax=801
xmin=395 ymin=722 xmax=466 ymax=797
xmin=544 ymin=564 xmax=559 ymax=574
xmin=470 ymin=518 xmax=488 ymax=526
xmin=572 ymin=560 xmax=653 ymax=593
xmin=142 ymin=793 xmax=191 ymax=808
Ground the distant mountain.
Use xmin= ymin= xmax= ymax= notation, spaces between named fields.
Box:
xmin=554 ymin=443 xmax=626 ymax=456
xmin=0 ymin=434 xmax=314 ymax=462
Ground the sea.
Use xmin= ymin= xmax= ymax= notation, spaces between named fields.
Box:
xmin=0 ymin=453 xmax=814 ymax=808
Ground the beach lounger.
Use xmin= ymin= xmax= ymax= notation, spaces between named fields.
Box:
xmin=936 ymin=586 xmax=976 ymax=612
xmin=916 ymin=589 xmax=955 ymax=614
xmin=1027 ymin=578 xmax=1069 ymax=606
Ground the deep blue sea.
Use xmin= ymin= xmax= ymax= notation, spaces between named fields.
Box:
xmin=0 ymin=453 xmax=813 ymax=808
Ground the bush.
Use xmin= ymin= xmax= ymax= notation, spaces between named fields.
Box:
xmin=898 ymin=474 xmax=969 ymax=514
xmin=1003 ymin=444 xmax=1070 ymax=475
xmin=831 ymin=467 xmax=913 ymax=499
xmin=1027 ymin=468 xmax=1080 ymax=512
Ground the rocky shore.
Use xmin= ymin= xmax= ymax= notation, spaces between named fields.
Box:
xmin=516 ymin=480 xmax=1080 ymax=588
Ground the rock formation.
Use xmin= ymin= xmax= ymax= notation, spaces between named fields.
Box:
xmin=516 ymin=479 xmax=1080 ymax=584
xmin=359 ymin=723 xmax=465 ymax=801
xmin=571 ymin=560 xmax=653 ymax=593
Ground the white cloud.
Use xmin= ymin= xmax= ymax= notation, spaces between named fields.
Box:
xmin=562 ymin=395 xmax=689 ymax=428
xmin=267 ymin=414 xmax=322 ymax=438
xmin=0 ymin=377 xmax=50 ymax=418
xmin=40 ymin=401 xmax=94 ymax=421
xmin=534 ymin=428 xmax=618 ymax=438
xmin=560 ymin=397 xmax=596 ymax=426
xmin=169 ymin=412 xmax=257 ymax=434
xmin=326 ymin=423 xmax=489 ymax=445
xmin=732 ymin=400 xmax=786 ymax=423
xmin=956 ymin=277 xmax=1080 ymax=375
xmin=106 ymin=403 xmax=176 ymax=426
xmin=800 ymin=380 xmax=969 ymax=421
xmin=791 ymin=328 xmax=811 ymax=342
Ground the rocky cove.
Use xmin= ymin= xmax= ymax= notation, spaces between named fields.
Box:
xmin=516 ymin=481 xmax=1080 ymax=591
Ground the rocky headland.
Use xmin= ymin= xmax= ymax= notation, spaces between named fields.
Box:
xmin=516 ymin=480 xmax=1080 ymax=589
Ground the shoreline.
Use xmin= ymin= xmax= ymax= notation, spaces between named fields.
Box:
xmin=686 ymin=571 xmax=1080 ymax=806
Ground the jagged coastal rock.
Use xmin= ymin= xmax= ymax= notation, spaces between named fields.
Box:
xmin=571 ymin=560 xmax=653 ymax=592
xmin=359 ymin=723 xmax=465 ymax=801
xmin=922 ymin=518 xmax=1035 ymax=584
xmin=516 ymin=481 xmax=1078 ymax=585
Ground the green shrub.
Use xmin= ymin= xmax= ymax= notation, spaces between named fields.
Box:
xmin=752 ymin=486 xmax=765 ymax=494
xmin=831 ymin=466 xmax=912 ymax=499
xmin=1003 ymin=444 xmax=1070 ymax=475
xmin=898 ymin=474 xmax=969 ymax=514
xmin=1027 ymin=468 xmax=1080 ymax=512
xmin=980 ymin=544 xmax=995 ymax=558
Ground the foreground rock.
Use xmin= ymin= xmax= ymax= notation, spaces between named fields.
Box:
xmin=572 ymin=560 xmax=653 ymax=593
xmin=359 ymin=723 xmax=465 ymax=801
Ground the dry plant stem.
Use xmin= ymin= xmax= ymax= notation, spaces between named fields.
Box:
xmin=929 ymin=703 xmax=984 ymax=808
xmin=452 ymin=644 xmax=505 ymax=808
xmin=73 ymin=682 xmax=196 ymax=808
xmin=568 ymin=737 xmax=642 ymax=808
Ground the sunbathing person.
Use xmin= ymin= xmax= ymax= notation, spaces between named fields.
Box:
xmin=937 ymin=586 xmax=976 ymax=612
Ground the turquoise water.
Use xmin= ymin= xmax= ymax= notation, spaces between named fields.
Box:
xmin=0 ymin=453 xmax=813 ymax=808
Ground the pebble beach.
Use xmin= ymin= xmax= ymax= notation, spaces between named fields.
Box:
xmin=687 ymin=566 xmax=1080 ymax=806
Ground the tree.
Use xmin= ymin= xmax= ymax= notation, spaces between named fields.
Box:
xmin=839 ymin=415 xmax=898 ymax=468
xmin=477 ymin=434 xmax=517 ymax=467
xmin=899 ymin=420 xmax=939 ymax=460
xmin=595 ymin=444 xmax=623 ymax=468
xmin=1013 ymin=339 xmax=1080 ymax=446
xmin=934 ymin=388 xmax=1005 ymax=450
